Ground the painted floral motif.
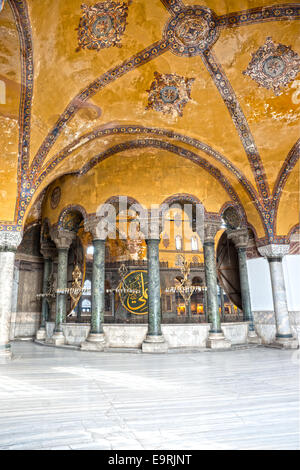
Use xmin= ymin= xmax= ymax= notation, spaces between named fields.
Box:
xmin=243 ymin=37 xmax=300 ymax=95
xmin=146 ymin=72 xmax=194 ymax=117
xmin=77 ymin=1 xmax=129 ymax=51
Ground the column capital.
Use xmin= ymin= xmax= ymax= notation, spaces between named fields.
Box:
xmin=40 ymin=241 xmax=57 ymax=260
xmin=50 ymin=227 xmax=76 ymax=250
xmin=258 ymin=244 xmax=290 ymax=259
xmin=84 ymin=215 xmax=112 ymax=241
xmin=203 ymin=220 xmax=221 ymax=243
xmin=227 ymin=228 xmax=249 ymax=249
xmin=0 ymin=230 xmax=22 ymax=252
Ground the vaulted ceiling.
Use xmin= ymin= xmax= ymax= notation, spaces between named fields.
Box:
xmin=0 ymin=0 xmax=299 ymax=244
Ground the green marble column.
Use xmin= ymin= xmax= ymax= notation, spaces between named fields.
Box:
xmin=90 ymin=239 xmax=105 ymax=335
xmin=220 ymin=285 xmax=225 ymax=321
xmin=41 ymin=258 xmax=52 ymax=328
xmin=237 ymin=246 xmax=255 ymax=331
xmin=55 ymin=247 xmax=69 ymax=333
xmin=146 ymin=239 xmax=162 ymax=336
xmin=204 ymin=241 xmax=222 ymax=334
xmin=227 ymin=228 xmax=260 ymax=343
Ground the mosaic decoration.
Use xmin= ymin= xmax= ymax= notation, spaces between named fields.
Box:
xmin=61 ymin=212 xmax=83 ymax=232
xmin=201 ymin=50 xmax=271 ymax=205
xmin=77 ymin=1 xmax=129 ymax=51
xmin=1 ymin=0 xmax=300 ymax=250
xmin=146 ymin=72 xmax=194 ymax=117
xmin=217 ymin=5 xmax=300 ymax=28
xmin=119 ymin=270 xmax=148 ymax=315
xmin=77 ymin=138 xmax=245 ymax=214
xmin=243 ymin=37 xmax=300 ymax=96
xmin=160 ymin=0 xmax=184 ymax=15
xmin=164 ymin=5 xmax=219 ymax=56
xmin=50 ymin=186 xmax=61 ymax=209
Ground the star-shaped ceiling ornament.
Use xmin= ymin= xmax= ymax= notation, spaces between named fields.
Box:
xmin=77 ymin=1 xmax=129 ymax=51
xmin=243 ymin=37 xmax=300 ymax=96
xmin=146 ymin=72 xmax=194 ymax=117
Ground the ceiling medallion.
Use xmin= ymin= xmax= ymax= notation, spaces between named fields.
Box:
xmin=243 ymin=37 xmax=300 ymax=96
xmin=164 ymin=6 xmax=220 ymax=56
xmin=77 ymin=1 xmax=129 ymax=51
xmin=50 ymin=186 xmax=61 ymax=210
xmin=146 ymin=72 xmax=194 ymax=117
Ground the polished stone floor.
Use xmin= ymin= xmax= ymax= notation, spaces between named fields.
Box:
xmin=0 ymin=342 xmax=299 ymax=450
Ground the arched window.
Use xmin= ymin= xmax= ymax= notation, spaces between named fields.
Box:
xmin=191 ymin=236 xmax=198 ymax=251
xmin=175 ymin=235 xmax=182 ymax=251
xmin=87 ymin=245 xmax=94 ymax=256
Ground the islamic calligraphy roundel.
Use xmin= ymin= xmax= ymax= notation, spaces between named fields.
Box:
xmin=119 ymin=270 xmax=148 ymax=315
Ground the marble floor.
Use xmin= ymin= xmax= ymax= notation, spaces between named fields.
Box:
xmin=0 ymin=342 xmax=299 ymax=450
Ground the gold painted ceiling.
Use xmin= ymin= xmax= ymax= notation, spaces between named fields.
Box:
xmin=0 ymin=0 xmax=299 ymax=245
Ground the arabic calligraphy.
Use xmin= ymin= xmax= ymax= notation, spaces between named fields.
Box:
xmin=119 ymin=270 xmax=148 ymax=315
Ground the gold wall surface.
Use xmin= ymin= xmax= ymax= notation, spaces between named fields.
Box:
xmin=0 ymin=0 xmax=299 ymax=245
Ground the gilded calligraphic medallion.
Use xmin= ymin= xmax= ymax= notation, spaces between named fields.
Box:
xmin=164 ymin=6 xmax=219 ymax=56
xmin=146 ymin=72 xmax=194 ymax=117
xmin=119 ymin=270 xmax=148 ymax=315
xmin=243 ymin=37 xmax=300 ymax=95
xmin=77 ymin=1 xmax=129 ymax=51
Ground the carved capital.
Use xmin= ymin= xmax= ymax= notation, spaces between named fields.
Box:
xmin=40 ymin=241 xmax=57 ymax=260
xmin=203 ymin=220 xmax=221 ymax=243
xmin=0 ymin=230 xmax=22 ymax=252
xmin=227 ymin=228 xmax=249 ymax=249
xmin=84 ymin=215 xmax=113 ymax=241
xmin=258 ymin=244 xmax=290 ymax=259
xmin=50 ymin=227 xmax=76 ymax=250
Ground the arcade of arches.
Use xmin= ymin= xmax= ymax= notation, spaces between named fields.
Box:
xmin=0 ymin=0 xmax=299 ymax=360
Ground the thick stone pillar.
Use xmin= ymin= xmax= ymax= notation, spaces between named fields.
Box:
xmin=202 ymin=221 xmax=231 ymax=349
xmin=36 ymin=244 xmax=55 ymax=340
xmin=258 ymin=244 xmax=298 ymax=349
xmin=50 ymin=228 xmax=75 ymax=345
xmin=141 ymin=211 xmax=167 ymax=353
xmin=227 ymin=228 xmax=261 ymax=344
xmin=81 ymin=217 xmax=107 ymax=351
xmin=0 ymin=231 xmax=22 ymax=363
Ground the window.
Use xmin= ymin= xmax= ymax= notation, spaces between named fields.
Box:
xmin=191 ymin=237 xmax=198 ymax=251
xmin=87 ymin=245 xmax=94 ymax=256
xmin=175 ymin=235 xmax=182 ymax=250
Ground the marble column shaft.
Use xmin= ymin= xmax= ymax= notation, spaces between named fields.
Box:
xmin=268 ymin=257 xmax=293 ymax=338
xmin=203 ymin=241 xmax=221 ymax=333
xmin=0 ymin=231 xmax=22 ymax=361
xmin=41 ymin=258 xmax=52 ymax=328
xmin=258 ymin=244 xmax=297 ymax=348
xmin=55 ymin=248 xmax=69 ymax=333
xmin=146 ymin=239 xmax=162 ymax=337
xmin=90 ymin=239 xmax=105 ymax=335
xmin=237 ymin=247 xmax=255 ymax=330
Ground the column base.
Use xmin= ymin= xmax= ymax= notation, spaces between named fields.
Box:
xmin=207 ymin=332 xmax=231 ymax=350
xmin=266 ymin=335 xmax=299 ymax=350
xmin=142 ymin=335 xmax=168 ymax=353
xmin=81 ymin=333 xmax=106 ymax=351
xmin=247 ymin=329 xmax=262 ymax=344
xmin=36 ymin=327 xmax=46 ymax=341
xmin=0 ymin=346 xmax=12 ymax=364
xmin=48 ymin=331 xmax=65 ymax=346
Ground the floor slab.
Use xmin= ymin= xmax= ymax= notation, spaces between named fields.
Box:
xmin=0 ymin=342 xmax=299 ymax=450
